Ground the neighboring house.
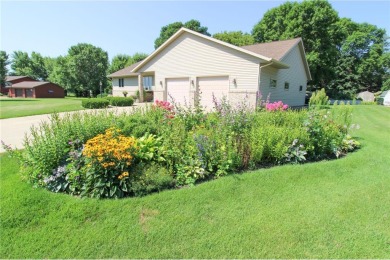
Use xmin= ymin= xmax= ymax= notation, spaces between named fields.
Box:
xmin=357 ymin=91 xmax=375 ymax=102
xmin=108 ymin=28 xmax=311 ymax=108
xmin=1 ymin=76 xmax=37 ymax=95
xmin=8 ymin=81 xmax=65 ymax=98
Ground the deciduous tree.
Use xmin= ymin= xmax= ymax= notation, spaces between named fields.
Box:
xmin=0 ymin=51 xmax=10 ymax=86
xmin=213 ymin=31 xmax=255 ymax=46
xmin=252 ymin=0 xmax=341 ymax=89
xmin=66 ymin=43 xmax=109 ymax=96
xmin=154 ymin=19 xmax=210 ymax=49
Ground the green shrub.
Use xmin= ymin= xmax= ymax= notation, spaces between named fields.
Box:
xmin=309 ymin=88 xmax=330 ymax=108
xmin=377 ymin=97 xmax=384 ymax=105
xmin=81 ymin=98 xmax=109 ymax=109
xmin=108 ymin=97 xmax=134 ymax=107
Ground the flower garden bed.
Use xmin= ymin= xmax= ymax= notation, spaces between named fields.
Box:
xmin=5 ymin=99 xmax=360 ymax=198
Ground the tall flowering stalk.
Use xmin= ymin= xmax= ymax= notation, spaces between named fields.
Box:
xmin=153 ymin=100 xmax=175 ymax=119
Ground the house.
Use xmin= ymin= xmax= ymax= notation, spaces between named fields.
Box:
xmin=1 ymin=76 xmax=37 ymax=95
xmin=8 ymin=81 xmax=65 ymax=98
xmin=108 ymin=28 xmax=311 ymax=108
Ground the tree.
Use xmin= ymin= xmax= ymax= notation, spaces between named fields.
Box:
xmin=331 ymin=18 xmax=389 ymax=95
xmin=213 ymin=31 xmax=255 ymax=46
xmin=46 ymin=56 xmax=71 ymax=91
xmin=154 ymin=19 xmax=210 ymax=49
xmin=252 ymin=0 xmax=341 ymax=89
xmin=131 ymin=52 xmax=148 ymax=63
xmin=109 ymin=54 xmax=132 ymax=74
xmin=66 ymin=43 xmax=109 ymax=96
xmin=10 ymin=51 xmax=48 ymax=80
xmin=0 ymin=51 xmax=10 ymax=86
xmin=11 ymin=51 xmax=32 ymax=77
xmin=108 ymin=53 xmax=148 ymax=74
xmin=328 ymin=55 xmax=361 ymax=98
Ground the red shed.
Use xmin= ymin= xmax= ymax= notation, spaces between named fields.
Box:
xmin=8 ymin=81 xmax=65 ymax=98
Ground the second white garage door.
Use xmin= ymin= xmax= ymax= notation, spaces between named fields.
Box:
xmin=198 ymin=76 xmax=229 ymax=109
xmin=166 ymin=78 xmax=190 ymax=106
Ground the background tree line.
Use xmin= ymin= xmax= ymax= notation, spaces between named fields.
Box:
xmin=1 ymin=0 xmax=389 ymax=98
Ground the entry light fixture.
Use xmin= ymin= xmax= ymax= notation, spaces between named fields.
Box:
xmin=191 ymin=79 xmax=194 ymax=86
xmin=233 ymin=78 xmax=237 ymax=85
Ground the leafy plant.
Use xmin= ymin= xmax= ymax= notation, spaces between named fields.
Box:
xmin=309 ymin=88 xmax=330 ymax=108
xmin=80 ymin=128 xmax=137 ymax=198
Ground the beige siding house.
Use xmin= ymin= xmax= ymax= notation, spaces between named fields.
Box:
xmin=108 ymin=28 xmax=311 ymax=108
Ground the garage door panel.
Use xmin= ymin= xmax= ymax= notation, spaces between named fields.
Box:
xmin=166 ymin=78 xmax=190 ymax=106
xmin=198 ymin=76 xmax=229 ymax=109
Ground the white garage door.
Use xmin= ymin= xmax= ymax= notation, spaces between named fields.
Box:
xmin=198 ymin=76 xmax=229 ymax=109
xmin=166 ymin=78 xmax=190 ymax=106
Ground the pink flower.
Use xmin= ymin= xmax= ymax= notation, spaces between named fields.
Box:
xmin=265 ymin=101 xmax=289 ymax=112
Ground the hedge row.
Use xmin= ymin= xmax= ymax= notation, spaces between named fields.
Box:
xmin=81 ymin=97 xmax=135 ymax=109
xmin=81 ymin=99 xmax=109 ymax=109
xmin=106 ymin=97 xmax=134 ymax=106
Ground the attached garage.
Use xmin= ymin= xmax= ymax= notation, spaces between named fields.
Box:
xmin=166 ymin=78 xmax=190 ymax=106
xmin=198 ymin=76 xmax=229 ymax=109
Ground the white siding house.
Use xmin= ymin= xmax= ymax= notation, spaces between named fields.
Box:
xmin=108 ymin=28 xmax=311 ymax=108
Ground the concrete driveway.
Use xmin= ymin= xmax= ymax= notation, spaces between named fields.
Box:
xmin=0 ymin=103 xmax=150 ymax=153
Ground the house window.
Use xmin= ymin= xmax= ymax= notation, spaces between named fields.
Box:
xmin=270 ymin=79 xmax=277 ymax=88
xmin=299 ymin=85 xmax=303 ymax=91
xmin=143 ymin=76 xmax=153 ymax=91
xmin=284 ymin=82 xmax=289 ymax=91
xmin=119 ymin=78 xmax=124 ymax=87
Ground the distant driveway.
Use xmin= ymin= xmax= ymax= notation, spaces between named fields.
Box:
xmin=0 ymin=103 xmax=150 ymax=153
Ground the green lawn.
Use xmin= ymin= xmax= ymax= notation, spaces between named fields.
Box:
xmin=0 ymin=106 xmax=389 ymax=258
xmin=0 ymin=97 xmax=86 ymax=119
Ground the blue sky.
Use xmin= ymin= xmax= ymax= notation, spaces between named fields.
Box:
xmin=1 ymin=1 xmax=389 ymax=60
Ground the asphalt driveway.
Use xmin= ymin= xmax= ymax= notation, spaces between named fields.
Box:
xmin=0 ymin=103 xmax=150 ymax=153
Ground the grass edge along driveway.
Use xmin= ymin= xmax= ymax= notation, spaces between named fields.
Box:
xmin=0 ymin=106 xmax=389 ymax=258
xmin=0 ymin=97 xmax=86 ymax=119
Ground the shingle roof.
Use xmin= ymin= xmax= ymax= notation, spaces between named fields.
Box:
xmin=107 ymin=61 xmax=142 ymax=78
xmin=240 ymin=38 xmax=302 ymax=61
xmin=10 ymin=81 xmax=50 ymax=89
xmin=5 ymin=76 xmax=34 ymax=82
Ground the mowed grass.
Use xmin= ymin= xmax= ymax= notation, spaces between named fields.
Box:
xmin=0 ymin=106 xmax=389 ymax=258
xmin=0 ymin=97 xmax=86 ymax=119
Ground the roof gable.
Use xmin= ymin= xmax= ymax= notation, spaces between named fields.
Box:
xmin=132 ymin=28 xmax=289 ymax=73
xmin=242 ymin=38 xmax=311 ymax=80
xmin=10 ymin=81 xmax=56 ymax=89
xmin=5 ymin=76 xmax=37 ymax=83
xmin=108 ymin=28 xmax=312 ymax=79
xmin=241 ymin=38 xmax=301 ymax=61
